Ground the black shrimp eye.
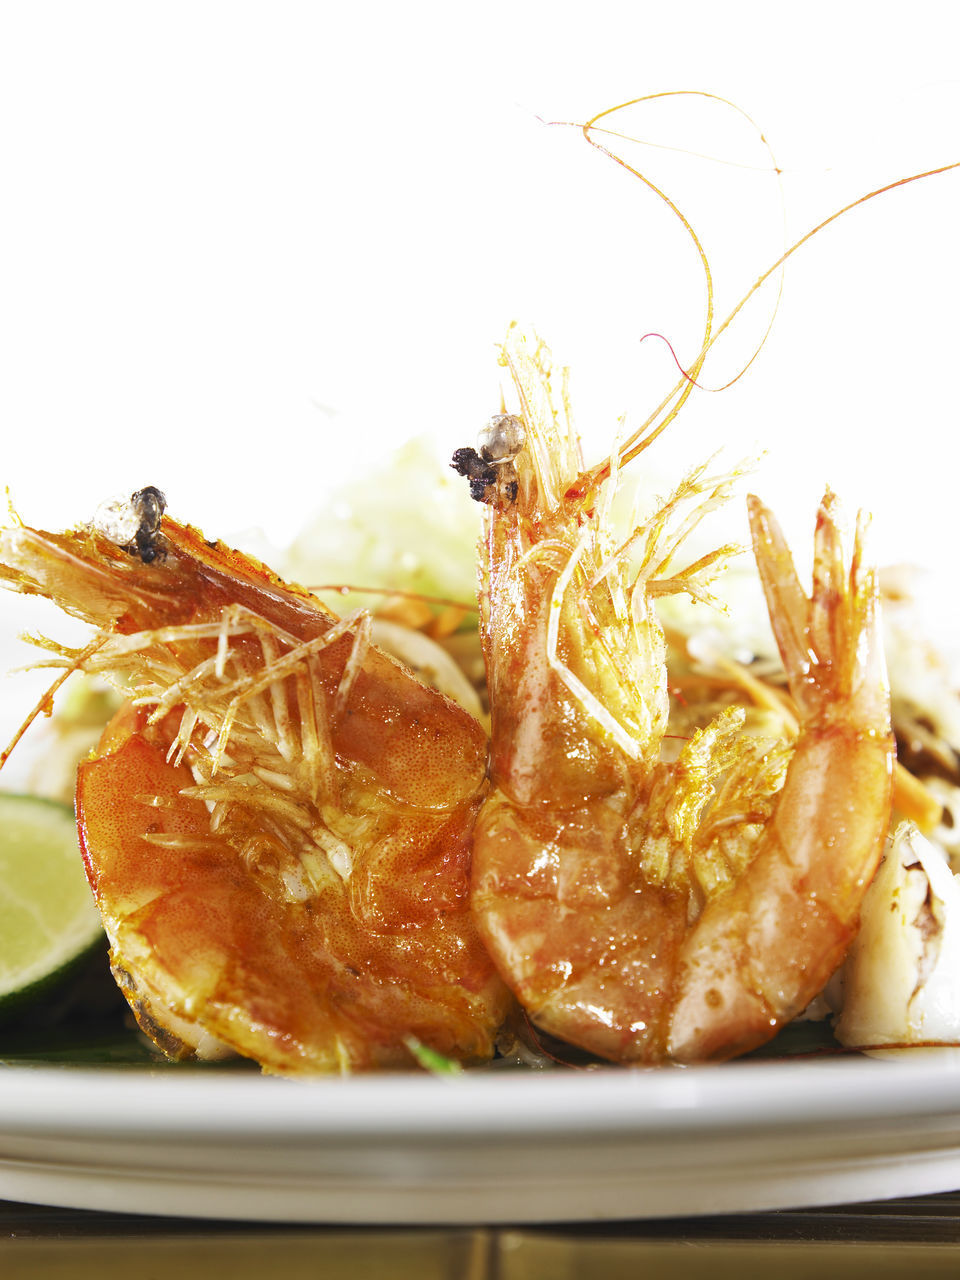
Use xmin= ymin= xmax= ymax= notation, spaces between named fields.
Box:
xmin=450 ymin=447 xmax=492 ymax=482
xmin=477 ymin=414 xmax=525 ymax=464
xmin=451 ymin=441 xmax=517 ymax=507
xmin=131 ymin=486 xmax=167 ymax=535
xmin=134 ymin=535 xmax=159 ymax=564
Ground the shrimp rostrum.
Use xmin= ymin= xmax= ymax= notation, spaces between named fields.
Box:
xmin=457 ymin=331 xmax=894 ymax=1064
xmin=0 ymin=490 xmax=511 ymax=1073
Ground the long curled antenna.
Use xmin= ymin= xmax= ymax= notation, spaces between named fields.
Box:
xmin=558 ymin=93 xmax=959 ymax=500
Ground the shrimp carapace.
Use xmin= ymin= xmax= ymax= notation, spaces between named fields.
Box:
xmin=463 ymin=331 xmax=894 ymax=1064
xmin=0 ymin=501 xmax=512 ymax=1073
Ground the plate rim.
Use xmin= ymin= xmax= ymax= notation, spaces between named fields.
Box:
xmin=2 ymin=1052 xmax=960 ymax=1142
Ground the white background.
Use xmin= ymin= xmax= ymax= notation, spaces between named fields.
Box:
xmin=0 ymin=2 xmax=958 ymax=604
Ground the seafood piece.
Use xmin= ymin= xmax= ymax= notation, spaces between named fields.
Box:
xmin=0 ymin=496 xmax=511 ymax=1073
xmin=834 ymin=823 xmax=960 ymax=1055
xmin=462 ymin=332 xmax=894 ymax=1064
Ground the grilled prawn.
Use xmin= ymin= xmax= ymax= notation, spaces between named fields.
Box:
xmin=0 ymin=495 xmax=511 ymax=1073
xmin=461 ymin=331 xmax=895 ymax=1064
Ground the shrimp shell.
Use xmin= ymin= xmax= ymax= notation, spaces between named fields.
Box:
xmin=0 ymin=510 xmax=512 ymax=1073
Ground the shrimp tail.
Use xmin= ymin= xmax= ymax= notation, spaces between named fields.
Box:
xmin=669 ymin=491 xmax=894 ymax=1060
xmin=747 ymin=489 xmax=888 ymax=732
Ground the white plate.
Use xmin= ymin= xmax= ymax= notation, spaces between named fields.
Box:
xmin=1 ymin=1055 xmax=960 ymax=1222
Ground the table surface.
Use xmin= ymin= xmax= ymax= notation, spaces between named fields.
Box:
xmin=4 ymin=1191 xmax=960 ymax=1279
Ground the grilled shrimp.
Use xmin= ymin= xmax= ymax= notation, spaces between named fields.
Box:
xmin=459 ymin=331 xmax=894 ymax=1064
xmin=0 ymin=494 xmax=511 ymax=1073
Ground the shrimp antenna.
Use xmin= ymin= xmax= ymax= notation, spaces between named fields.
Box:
xmin=556 ymin=91 xmax=788 ymax=502
xmin=0 ymin=635 xmax=106 ymax=773
xmin=608 ymin=155 xmax=960 ymax=479
xmin=569 ymin=93 xmax=959 ymax=492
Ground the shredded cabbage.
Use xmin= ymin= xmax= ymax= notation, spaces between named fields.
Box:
xmin=283 ymin=438 xmax=482 ymax=623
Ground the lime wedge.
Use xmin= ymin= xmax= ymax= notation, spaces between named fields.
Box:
xmin=0 ymin=792 xmax=104 ymax=1016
